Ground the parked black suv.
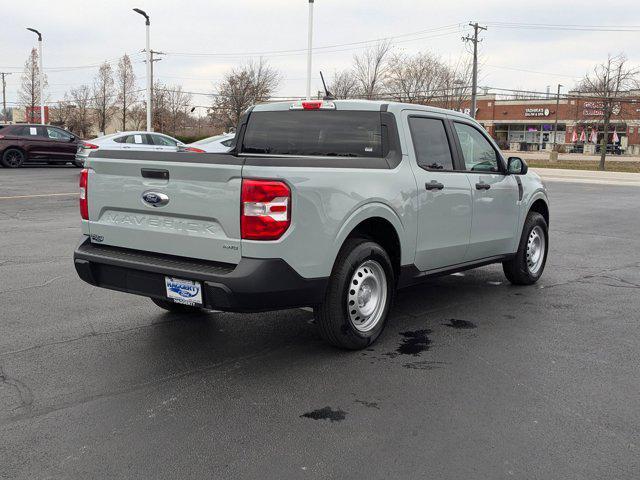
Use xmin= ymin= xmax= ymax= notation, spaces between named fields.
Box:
xmin=0 ymin=124 xmax=82 ymax=167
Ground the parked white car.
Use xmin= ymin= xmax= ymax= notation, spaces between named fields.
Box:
xmin=185 ymin=133 xmax=235 ymax=153
xmin=75 ymin=131 xmax=184 ymax=165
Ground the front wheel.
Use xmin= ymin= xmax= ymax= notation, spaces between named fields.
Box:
xmin=150 ymin=297 xmax=202 ymax=314
xmin=314 ymin=238 xmax=395 ymax=350
xmin=503 ymin=212 xmax=548 ymax=285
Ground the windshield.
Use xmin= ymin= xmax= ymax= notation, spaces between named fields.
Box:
xmin=242 ymin=110 xmax=383 ymax=157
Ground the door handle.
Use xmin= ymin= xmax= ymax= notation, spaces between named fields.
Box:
xmin=425 ymin=181 xmax=444 ymax=191
xmin=476 ymin=182 xmax=491 ymax=190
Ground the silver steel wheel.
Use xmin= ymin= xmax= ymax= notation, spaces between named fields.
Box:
xmin=526 ymin=225 xmax=546 ymax=275
xmin=346 ymin=260 xmax=388 ymax=332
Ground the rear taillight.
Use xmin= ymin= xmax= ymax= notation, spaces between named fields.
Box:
xmin=79 ymin=168 xmax=88 ymax=220
xmin=182 ymin=147 xmax=205 ymax=153
xmin=0 ymin=135 xmax=4 ymax=139
xmin=82 ymin=142 xmax=99 ymax=149
xmin=241 ymin=179 xmax=291 ymax=240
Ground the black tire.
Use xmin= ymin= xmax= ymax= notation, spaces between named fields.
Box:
xmin=1 ymin=148 xmax=25 ymax=168
xmin=150 ymin=297 xmax=202 ymax=313
xmin=314 ymin=237 xmax=395 ymax=350
xmin=503 ymin=211 xmax=548 ymax=285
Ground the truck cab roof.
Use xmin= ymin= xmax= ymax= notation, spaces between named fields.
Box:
xmin=252 ymin=99 xmax=474 ymax=122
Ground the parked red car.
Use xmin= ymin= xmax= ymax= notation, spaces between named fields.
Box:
xmin=0 ymin=124 xmax=82 ymax=167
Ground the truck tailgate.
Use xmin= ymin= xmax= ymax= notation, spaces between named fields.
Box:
xmin=85 ymin=151 xmax=242 ymax=264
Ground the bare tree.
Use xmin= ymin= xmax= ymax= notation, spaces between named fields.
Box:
xmin=152 ymin=80 xmax=169 ymax=132
xmin=128 ymin=104 xmax=147 ymax=130
xmin=385 ymin=51 xmax=449 ymax=103
xmin=439 ymin=59 xmax=473 ymax=112
xmin=328 ymin=70 xmax=359 ymax=99
xmin=213 ymin=59 xmax=281 ymax=128
xmin=68 ymin=85 xmax=92 ymax=137
xmin=164 ymin=85 xmax=192 ymax=135
xmin=116 ymin=54 xmax=137 ymax=130
xmin=578 ymin=54 xmax=639 ymax=170
xmin=18 ymin=47 xmax=48 ymax=121
xmin=49 ymin=94 xmax=75 ymax=128
xmin=92 ymin=62 xmax=115 ymax=135
xmin=353 ymin=41 xmax=393 ymax=99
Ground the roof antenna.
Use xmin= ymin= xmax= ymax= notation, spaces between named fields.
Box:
xmin=319 ymin=71 xmax=334 ymax=100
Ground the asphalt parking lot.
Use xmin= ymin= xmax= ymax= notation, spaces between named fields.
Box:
xmin=1 ymin=166 xmax=639 ymax=479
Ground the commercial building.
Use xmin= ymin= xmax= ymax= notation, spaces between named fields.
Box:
xmin=456 ymin=93 xmax=640 ymax=154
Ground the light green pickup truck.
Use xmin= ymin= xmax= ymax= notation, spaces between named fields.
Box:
xmin=74 ymin=100 xmax=549 ymax=349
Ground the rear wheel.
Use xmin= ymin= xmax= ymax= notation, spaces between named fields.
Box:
xmin=150 ymin=297 xmax=202 ymax=313
xmin=315 ymin=238 xmax=395 ymax=350
xmin=1 ymin=149 xmax=25 ymax=168
xmin=503 ymin=211 xmax=548 ymax=285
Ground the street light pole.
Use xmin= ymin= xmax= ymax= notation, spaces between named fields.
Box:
xmin=26 ymin=28 xmax=44 ymax=124
xmin=133 ymin=8 xmax=152 ymax=131
xmin=306 ymin=0 xmax=314 ymax=100
xmin=553 ymin=83 xmax=563 ymax=151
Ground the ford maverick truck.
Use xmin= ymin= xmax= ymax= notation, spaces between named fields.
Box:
xmin=74 ymin=100 xmax=549 ymax=349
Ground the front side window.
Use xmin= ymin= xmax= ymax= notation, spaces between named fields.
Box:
xmin=242 ymin=110 xmax=383 ymax=158
xmin=46 ymin=127 xmax=72 ymax=141
xmin=454 ymin=122 xmax=499 ymax=172
xmin=408 ymin=117 xmax=454 ymax=170
xmin=151 ymin=135 xmax=177 ymax=146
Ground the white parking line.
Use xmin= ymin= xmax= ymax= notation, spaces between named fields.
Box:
xmin=0 ymin=192 xmax=79 ymax=200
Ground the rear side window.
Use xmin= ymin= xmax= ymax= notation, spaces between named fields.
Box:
xmin=15 ymin=126 xmax=43 ymax=137
xmin=408 ymin=117 xmax=454 ymax=170
xmin=242 ymin=111 xmax=382 ymax=157
xmin=115 ymin=134 xmax=146 ymax=144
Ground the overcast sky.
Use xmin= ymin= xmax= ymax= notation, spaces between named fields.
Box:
xmin=1 ymin=0 xmax=639 ymax=107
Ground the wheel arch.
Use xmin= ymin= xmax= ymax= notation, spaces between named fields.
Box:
xmin=528 ymin=197 xmax=550 ymax=227
xmin=331 ymin=203 xmax=408 ymax=280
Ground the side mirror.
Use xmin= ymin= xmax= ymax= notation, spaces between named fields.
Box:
xmin=507 ymin=156 xmax=528 ymax=175
xmin=69 ymin=135 xmax=76 ymax=142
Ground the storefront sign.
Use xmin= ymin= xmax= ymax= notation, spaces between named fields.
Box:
xmin=524 ymin=108 xmax=550 ymax=117
xmin=583 ymin=101 xmax=621 ymax=116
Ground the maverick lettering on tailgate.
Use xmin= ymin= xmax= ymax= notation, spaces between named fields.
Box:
xmin=104 ymin=213 xmax=220 ymax=235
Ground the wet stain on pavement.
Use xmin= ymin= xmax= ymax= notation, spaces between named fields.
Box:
xmin=354 ymin=399 xmax=380 ymax=409
xmin=300 ymin=407 xmax=347 ymax=422
xmin=403 ymin=360 xmax=448 ymax=370
xmin=443 ymin=319 xmax=477 ymax=329
xmin=395 ymin=330 xmax=432 ymax=356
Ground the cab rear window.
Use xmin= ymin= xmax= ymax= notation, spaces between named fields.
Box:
xmin=241 ymin=110 xmax=383 ymax=157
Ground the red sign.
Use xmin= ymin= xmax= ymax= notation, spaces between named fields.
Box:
xmin=26 ymin=106 xmax=49 ymax=123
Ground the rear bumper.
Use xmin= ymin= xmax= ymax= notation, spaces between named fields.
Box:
xmin=73 ymin=238 xmax=327 ymax=312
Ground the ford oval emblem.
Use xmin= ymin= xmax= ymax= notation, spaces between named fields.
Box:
xmin=142 ymin=191 xmax=169 ymax=207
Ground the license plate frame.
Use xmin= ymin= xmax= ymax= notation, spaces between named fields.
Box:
xmin=164 ymin=276 xmax=203 ymax=306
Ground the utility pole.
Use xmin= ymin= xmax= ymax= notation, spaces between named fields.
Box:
xmin=306 ymin=0 xmax=315 ymax=100
xmin=462 ymin=22 xmax=486 ymax=119
xmin=0 ymin=72 xmax=11 ymax=123
xmin=552 ymin=84 xmax=563 ymax=151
